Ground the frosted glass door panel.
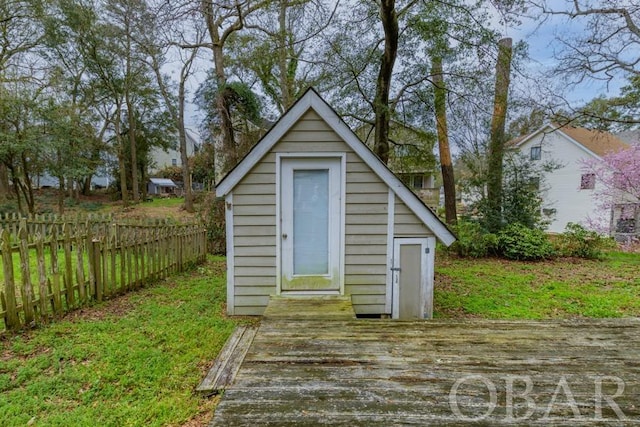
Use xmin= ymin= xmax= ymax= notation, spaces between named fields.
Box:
xmin=293 ymin=169 xmax=329 ymax=275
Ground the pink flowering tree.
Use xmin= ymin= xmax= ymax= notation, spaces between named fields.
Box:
xmin=581 ymin=145 xmax=640 ymax=234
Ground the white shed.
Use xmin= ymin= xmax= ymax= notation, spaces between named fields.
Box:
xmin=147 ymin=178 xmax=177 ymax=195
xmin=216 ymin=89 xmax=455 ymax=319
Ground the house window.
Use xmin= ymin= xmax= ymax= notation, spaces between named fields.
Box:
xmin=580 ymin=173 xmax=595 ymax=190
xmin=616 ymin=218 xmax=636 ymax=234
xmin=530 ymin=146 xmax=541 ymax=160
xmin=412 ymin=175 xmax=423 ymax=189
xmin=171 ymin=159 xmax=177 ymax=166
xmin=396 ymin=145 xmax=410 ymax=157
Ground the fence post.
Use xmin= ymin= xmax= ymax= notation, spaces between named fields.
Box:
xmin=109 ymin=233 xmax=116 ymax=294
xmin=35 ymin=234 xmax=49 ymax=319
xmin=49 ymin=227 xmax=63 ymax=315
xmin=62 ymin=223 xmax=75 ymax=308
xmin=76 ymin=223 xmax=86 ymax=304
xmin=1 ymin=230 xmax=20 ymax=330
xmin=18 ymin=226 xmax=35 ymax=325
xmin=86 ymin=221 xmax=94 ymax=299
xmin=92 ymin=239 xmax=103 ymax=302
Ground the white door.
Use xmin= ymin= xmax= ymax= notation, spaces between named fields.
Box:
xmin=392 ymin=237 xmax=435 ymax=319
xmin=280 ymin=158 xmax=341 ymax=292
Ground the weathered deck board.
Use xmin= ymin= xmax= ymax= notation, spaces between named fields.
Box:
xmin=196 ymin=325 xmax=258 ymax=394
xmin=210 ymin=307 xmax=640 ymax=426
xmin=263 ymin=295 xmax=356 ymax=320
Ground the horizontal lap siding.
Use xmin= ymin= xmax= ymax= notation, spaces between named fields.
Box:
xmin=231 ymin=108 xmax=391 ymax=315
xmin=345 ymin=153 xmax=388 ymax=314
xmin=232 ymin=153 xmax=277 ymax=316
xmin=394 ymin=196 xmax=433 ymax=237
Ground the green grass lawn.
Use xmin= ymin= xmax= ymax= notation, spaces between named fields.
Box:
xmin=0 ymin=256 xmax=239 ymax=426
xmin=435 ymin=250 xmax=640 ymax=319
xmin=3 ymin=250 xmax=640 ymax=425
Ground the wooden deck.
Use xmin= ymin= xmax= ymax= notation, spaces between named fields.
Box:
xmin=210 ymin=298 xmax=640 ymax=426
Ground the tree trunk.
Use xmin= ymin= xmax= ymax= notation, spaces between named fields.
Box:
xmin=486 ymin=37 xmax=513 ymax=233
xmin=278 ymin=0 xmax=292 ymax=110
xmin=213 ymin=44 xmax=236 ymax=173
xmin=373 ymin=0 xmax=399 ymax=165
xmin=0 ymin=164 xmax=10 ymax=199
xmin=431 ymin=56 xmax=457 ymax=226
xmin=58 ymin=176 xmax=65 ymax=214
xmin=125 ymin=94 xmax=139 ymax=203
xmin=20 ymin=152 xmax=35 ymax=214
xmin=82 ymin=176 xmax=92 ymax=195
xmin=179 ymin=80 xmax=194 ymax=213
xmin=115 ymin=105 xmax=129 ymax=207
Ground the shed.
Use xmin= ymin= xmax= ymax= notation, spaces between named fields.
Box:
xmin=216 ymin=89 xmax=456 ymax=319
xmin=148 ymin=178 xmax=177 ymax=195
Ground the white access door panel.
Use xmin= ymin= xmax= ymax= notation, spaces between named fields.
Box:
xmin=280 ymin=158 xmax=341 ymax=292
xmin=392 ymin=237 xmax=435 ymax=319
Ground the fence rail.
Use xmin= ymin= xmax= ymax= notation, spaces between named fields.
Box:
xmin=0 ymin=216 xmax=207 ymax=332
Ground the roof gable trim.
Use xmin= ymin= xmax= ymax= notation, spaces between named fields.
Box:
xmin=514 ymin=123 xmax=604 ymax=160
xmin=216 ymin=89 xmax=455 ymax=245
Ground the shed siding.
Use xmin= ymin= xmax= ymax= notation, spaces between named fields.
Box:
xmin=394 ymin=196 xmax=433 ymax=237
xmin=232 ymin=152 xmax=277 ymax=315
xmin=231 ymin=108 xmax=428 ymax=315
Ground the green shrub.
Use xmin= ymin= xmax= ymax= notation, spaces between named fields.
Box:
xmin=498 ymin=223 xmax=555 ymax=261
xmin=450 ymin=220 xmax=497 ymax=258
xmin=0 ymin=200 xmax=18 ymax=215
xmin=556 ymin=223 xmax=614 ymax=259
xmin=198 ymin=192 xmax=226 ymax=254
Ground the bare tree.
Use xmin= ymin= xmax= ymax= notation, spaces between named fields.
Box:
xmin=234 ymin=0 xmax=337 ymax=113
xmin=200 ymin=0 xmax=267 ymax=173
xmin=0 ymin=0 xmax=44 ymax=199
xmin=142 ymin=4 xmax=206 ymax=213
xmin=486 ymin=37 xmax=513 ymax=233
xmin=535 ymin=1 xmax=640 ymax=82
xmin=431 ymin=57 xmax=456 ymax=225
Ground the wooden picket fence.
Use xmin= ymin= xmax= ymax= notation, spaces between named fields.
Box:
xmin=0 ymin=216 xmax=207 ymax=332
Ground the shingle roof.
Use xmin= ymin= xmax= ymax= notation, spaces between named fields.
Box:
xmin=558 ymin=125 xmax=630 ymax=156
xmin=149 ymin=178 xmax=177 ymax=187
xmin=510 ymin=123 xmax=630 ymax=157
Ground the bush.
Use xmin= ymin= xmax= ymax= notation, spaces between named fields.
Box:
xmin=556 ymin=223 xmax=614 ymax=259
xmin=450 ymin=220 xmax=498 ymax=258
xmin=198 ymin=192 xmax=226 ymax=254
xmin=498 ymin=223 xmax=555 ymax=261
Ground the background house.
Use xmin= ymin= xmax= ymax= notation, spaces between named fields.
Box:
xmin=511 ymin=124 xmax=629 ymax=233
xmin=147 ymin=178 xmax=177 ymax=196
xmin=354 ymin=124 xmax=441 ymax=210
xmin=149 ymin=128 xmax=201 ymax=174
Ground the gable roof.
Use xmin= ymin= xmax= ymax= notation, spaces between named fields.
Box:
xmin=510 ymin=123 xmax=630 ymax=158
xmin=215 ymin=88 xmax=455 ymax=246
xmin=149 ymin=178 xmax=176 ymax=187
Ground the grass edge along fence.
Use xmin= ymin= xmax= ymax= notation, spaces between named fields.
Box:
xmin=0 ymin=216 xmax=207 ymax=332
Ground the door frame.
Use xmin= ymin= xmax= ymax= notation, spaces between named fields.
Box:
xmin=392 ymin=237 xmax=435 ymax=319
xmin=275 ymin=153 xmax=346 ymax=295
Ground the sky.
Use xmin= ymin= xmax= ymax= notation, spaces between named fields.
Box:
xmin=506 ymin=9 xmax=626 ymax=107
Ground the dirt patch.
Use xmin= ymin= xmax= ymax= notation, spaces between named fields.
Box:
xmin=115 ymin=203 xmax=198 ymax=222
xmin=64 ymin=291 xmax=141 ymax=323
xmin=181 ymin=397 xmax=220 ymax=427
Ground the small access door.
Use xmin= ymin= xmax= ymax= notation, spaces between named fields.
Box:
xmin=280 ymin=157 xmax=342 ymax=292
xmin=392 ymin=237 xmax=435 ymax=319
